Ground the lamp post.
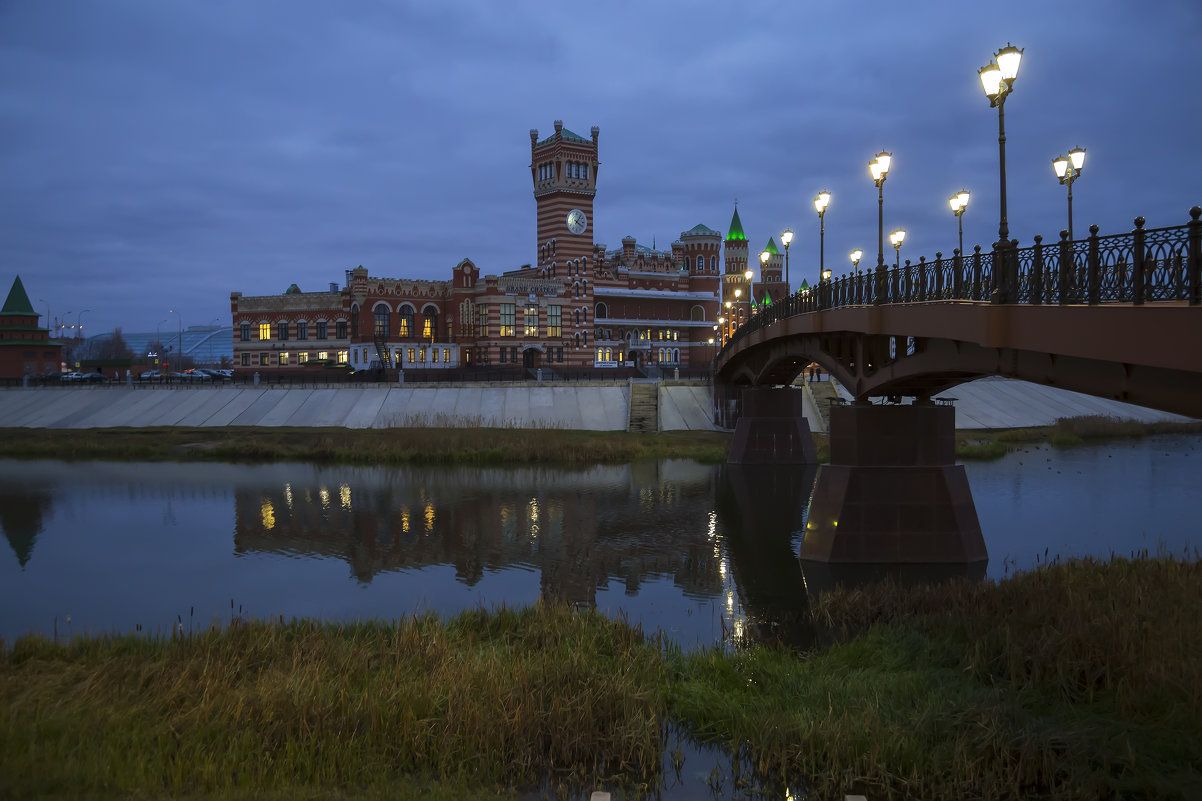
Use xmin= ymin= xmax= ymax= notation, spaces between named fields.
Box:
xmin=1052 ymin=146 xmax=1086 ymax=240
xmin=889 ymin=229 xmax=906 ymax=270
xmin=869 ymin=152 xmax=891 ymax=304
xmin=978 ymin=44 xmax=1023 ymax=244
xmin=849 ymin=249 xmax=863 ymax=273
xmin=169 ymin=309 xmax=183 ymax=367
xmin=814 ymin=191 xmax=830 ymax=283
xmin=780 ymin=229 xmax=793 ymax=292
xmin=76 ymin=309 xmax=91 ymax=337
xmin=949 ymin=190 xmax=970 ymax=256
xmin=37 ymin=299 xmax=50 ymax=331
xmin=717 ymin=316 xmax=727 ymax=345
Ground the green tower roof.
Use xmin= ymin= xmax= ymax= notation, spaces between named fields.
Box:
xmin=726 ymin=207 xmax=747 ymax=242
xmin=2 ymin=276 xmax=37 ymax=317
xmin=762 ymin=237 xmax=779 ymax=255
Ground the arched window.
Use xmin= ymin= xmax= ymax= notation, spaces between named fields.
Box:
xmin=373 ymin=304 xmax=390 ymax=337
xmin=459 ymin=299 xmax=473 ymax=337
xmin=696 ymin=255 xmax=704 ymax=271
xmin=399 ymin=304 xmax=414 ymax=338
xmin=595 ymin=302 xmax=608 ymax=319
xmin=350 ymin=305 xmax=359 ymax=338
xmin=422 ymin=305 xmax=438 ymax=340
xmin=574 ymin=309 xmax=581 ymax=325
xmin=690 ymin=305 xmax=705 ymax=321
xmin=710 ymin=255 xmax=717 ymax=271
xmin=674 ymin=348 xmax=680 ymax=363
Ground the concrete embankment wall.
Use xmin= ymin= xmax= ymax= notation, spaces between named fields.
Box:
xmin=0 ymin=382 xmax=718 ymax=431
xmin=0 ymin=377 xmax=1189 ymax=432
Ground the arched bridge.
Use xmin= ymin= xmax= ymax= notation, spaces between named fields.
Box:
xmin=714 ymin=209 xmax=1202 ymax=421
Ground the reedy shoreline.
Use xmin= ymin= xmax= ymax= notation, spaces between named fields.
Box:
xmin=3 ymin=557 xmax=1199 ymax=800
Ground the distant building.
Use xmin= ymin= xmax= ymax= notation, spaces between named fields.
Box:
xmin=0 ymin=276 xmax=61 ymax=379
xmin=231 ymin=123 xmax=783 ymax=374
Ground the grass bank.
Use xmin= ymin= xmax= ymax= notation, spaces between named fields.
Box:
xmin=0 ymin=426 xmax=732 ymax=466
xmin=955 ymin=414 xmax=1202 ymax=460
xmin=3 ymin=557 xmax=1198 ymax=800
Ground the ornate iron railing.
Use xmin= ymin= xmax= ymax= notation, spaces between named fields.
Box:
xmin=718 ymin=207 xmax=1201 ymax=357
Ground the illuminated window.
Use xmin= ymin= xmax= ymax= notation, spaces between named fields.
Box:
xmin=407 ymin=347 xmax=415 ymax=364
xmin=259 ymin=353 xmax=269 ymax=366
xmin=524 ymin=304 xmax=538 ymax=336
xmin=596 ymin=347 xmax=604 ymax=361
xmin=318 ymin=351 xmax=328 ymax=361
xmin=432 ymin=348 xmax=439 ymax=363
xmin=441 ymin=348 xmax=450 ymax=363
xmin=464 ymin=348 xmax=472 ymax=365
xmin=418 ymin=348 xmax=427 ymax=362
xmin=399 ymin=305 xmax=413 ymax=337
xmin=279 ymin=352 xmax=289 ymax=365
xmin=500 ymin=303 xmax=516 ymax=337
xmin=394 ymin=348 xmax=402 ymax=365
xmin=337 ymin=350 xmax=348 ymax=364
xmin=259 ymin=323 xmax=271 ymax=341
xmin=374 ymin=305 xmax=390 ymax=337
xmin=298 ymin=352 xmax=309 ymax=364
xmin=422 ymin=310 xmax=434 ymax=339
xmin=547 ymin=305 xmax=561 ymax=337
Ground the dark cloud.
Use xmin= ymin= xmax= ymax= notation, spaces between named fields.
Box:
xmin=1 ymin=0 xmax=1198 ymax=335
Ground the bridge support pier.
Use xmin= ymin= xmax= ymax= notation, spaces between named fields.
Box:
xmin=728 ymin=388 xmax=816 ymax=465
xmin=799 ymin=401 xmax=986 ymax=564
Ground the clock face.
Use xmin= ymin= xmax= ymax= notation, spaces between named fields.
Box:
xmin=566 ymin=209 xmax=588 ymax=235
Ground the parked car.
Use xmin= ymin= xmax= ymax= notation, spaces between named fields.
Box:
xmin=76 ymin=372 xmax=108 ymax=382
xmin=38 ymin=371 xmax=65 ymax=382
xmin=182 ymin=370 xmax=212 ymax=381
xmin=137 ymin=370 xmax=163 ymax=381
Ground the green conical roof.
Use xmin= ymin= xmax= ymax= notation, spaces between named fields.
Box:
xmin=762 ymin=293 xmax=772 ymax=306
xmin=762 ymin=237 xmax=779 ymax=255
xmin=2 ymin=276 xmax=37 ymax=316
xmin=726 ymin=207 xmax=747 ymax=242
xmin=798 ymin=279 xmax=810 ymax=291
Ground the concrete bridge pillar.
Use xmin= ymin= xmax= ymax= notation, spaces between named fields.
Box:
xmin=728 ymin=387 xmax=816 ymax=465
xmin=799 ymin=400 xmax=986 ymax=564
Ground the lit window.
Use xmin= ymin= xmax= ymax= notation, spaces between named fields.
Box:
xmin=432 ymin=348 xmax=440 ymax=363
xmin=259 ymin=323 xmax=271 ymax=341
xmin=279 ymin=352 xmax=289 ymax=365
xmin=422 ymin=312 xmax=433 ymax=339
xmin=259 ymin=353 xmax=269 ymax=366
xmin=317 ymin=351 xmax=328 ymax=361
xmin=298 ymin=352 xmax=309 ymax=364
xmin=500 ymin=303 xmax=516 ymax=337
xmin=407 ymin=347 xmax=415 ymax=364
xmin=524 ymin=304 xmax=538 ymax=337
xmin=337 ymin=350 xmax=348 ymax=364
xmin=374 ymin=306 xmax=390 ymax=337
xmin=399 ymin=306 xmax=413 ymax=337
xmin=547 ymin=305 xmax=561 ymax=337
xmin=419 ymin=348 xmax=426 ymax=362
xmin=441 ymin=348 xmax=449 ymax=363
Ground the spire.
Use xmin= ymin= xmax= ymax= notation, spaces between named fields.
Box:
xmin=762 ymin=237 xmax=780 ymax=255
xmin=1 ymin=275 xmax=37 ymax=316
xmin=726 ymin=207 xmax=747 ymax=242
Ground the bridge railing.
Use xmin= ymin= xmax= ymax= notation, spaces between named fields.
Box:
xmin=720 ymin=207 xmax=1201 ymax=356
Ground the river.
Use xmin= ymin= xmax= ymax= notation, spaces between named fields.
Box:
xmin=2 ymin=435 xmax=1200 ymax=647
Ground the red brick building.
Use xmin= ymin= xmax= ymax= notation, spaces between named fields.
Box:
xmin=0 ymin=276 xmax=61 ymax=379
xmin=231 ymin=122 xmax=772 ymax=374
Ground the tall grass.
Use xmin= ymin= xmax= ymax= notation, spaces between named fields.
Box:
xmin=0 ymin=605 xmax=667 ymax=799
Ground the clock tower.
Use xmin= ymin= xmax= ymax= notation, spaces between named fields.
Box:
xmin=531 ymin=121 xmax=599 ymax=270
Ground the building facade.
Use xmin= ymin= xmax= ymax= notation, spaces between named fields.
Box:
xmin=0 ymin=276 xmax=62 ymax=379
xmin=231 ymin=123 xmax=775 ymax=374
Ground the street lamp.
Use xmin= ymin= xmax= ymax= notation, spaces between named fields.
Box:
xmin=814 ymin=191 xmax=830 ymax=283
xmin=1052 ymin=146 xmax=1086 ymax=240
xmin=780 ymin=229 xmax=793 ymax=291
xmin=889 ymin=229 xmax=906 ymax=269
xmin=869 ymin=152 xmax=891 ymax=270
xmin=76 ymin=309 xmax=91 ymax=337
xmin=849 ymin=249 xmax=863 ymax=273
xmin=978 ymin=43 xmax=1023 ymax=244
xmin=949 ymin=190 xmax=970 ymax=256
xmin=169 ymin=309 xmax=183 ymax=367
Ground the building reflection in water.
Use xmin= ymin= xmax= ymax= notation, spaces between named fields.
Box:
xmin=0 ymin=487 xmax=54 ymax=569
xmin=233 ymin=461 xmax=726 ymax=610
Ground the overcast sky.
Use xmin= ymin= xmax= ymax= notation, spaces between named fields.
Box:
xmin=3 ymin=0 xmax=1199 ymax=337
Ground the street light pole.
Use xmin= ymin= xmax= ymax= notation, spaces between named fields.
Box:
xmin=814 ymin=191 xmax=830 ymax=284
xmin=890 ymin=229 xmax=907 ymax=270
xmin=979 ymin=44 xmax=1023 ymax=244
xmin=169 ymin=309 xmax=183 ymax=367
xmin=1053 ymin=146 xmax=1086 ymax=240
xmin=949 ymin=190 xmax=970 ymax=256
xmin=869 ymin=152 xmax=892 ymax=303
xmin=780 ymin=229 xmax=793 ymax=293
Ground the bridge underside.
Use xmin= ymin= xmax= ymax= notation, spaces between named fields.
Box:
xmin=715 ymin=302 xmax=1202 ymax=419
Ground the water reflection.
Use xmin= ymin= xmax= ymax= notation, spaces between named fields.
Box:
xmin=0 ymin=487 xmax=52 ymax=568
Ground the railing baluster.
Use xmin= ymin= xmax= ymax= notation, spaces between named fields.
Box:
xmin=1189 ymin=206 xmax=1201 ymax=306
xmin=1058 ymin=230 xmax=1071 ymax=305
xmin=1133 ymin=217 xmax=1146 ymax=306
xmin=973 ymin=246 xmax=983 ymax=301
xmin=934 ymin=252 xmax=944 ymax=299
xmin=1032 ymin=235 xmax=1044 ymax=304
